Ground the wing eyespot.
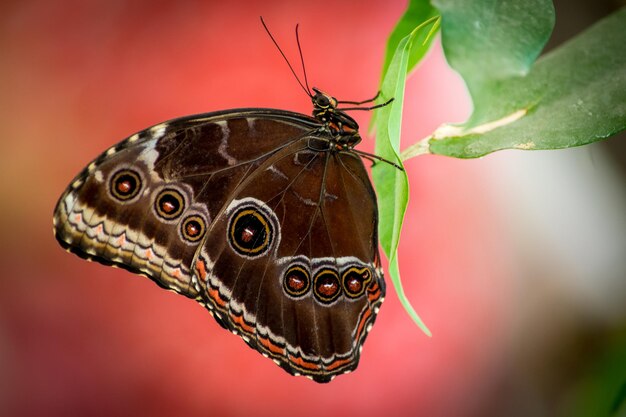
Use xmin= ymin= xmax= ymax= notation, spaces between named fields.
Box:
xmin=180 ymin=214 xmax=206 ymax=243
xmin=283 ymin=264 xmax=311 ymax=298
xmin=109 ymin=169 xmax=142 ymax=202
xmin=312 ymin=268 xmax=342 ymax=304
xmin=342 ymin=266 xmax=372 ymax=299
xmin=154 ymin=188 xmax=185 ymax=220
xmin=226 ymin=197 xmax=280 ymax=259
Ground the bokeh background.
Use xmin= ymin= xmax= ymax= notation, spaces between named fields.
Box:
xmin=1 ymin=1 xmax=625 ymax=416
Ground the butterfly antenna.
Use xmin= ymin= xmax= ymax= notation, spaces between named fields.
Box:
xmin=295 ymin=23 xmax=312 ymax=95
xmin=260 ymin=16 xmax=312 ymax=98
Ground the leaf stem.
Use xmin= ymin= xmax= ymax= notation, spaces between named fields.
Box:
xmin=400 ymin=136 xmax=432 ymax=161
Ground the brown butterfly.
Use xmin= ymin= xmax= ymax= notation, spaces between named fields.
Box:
xmin=53 ymin=18 xmax=395 ymax=382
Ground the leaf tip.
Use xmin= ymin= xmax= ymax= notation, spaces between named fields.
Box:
xmin=412 ymin=314 xmax=432 ymax=337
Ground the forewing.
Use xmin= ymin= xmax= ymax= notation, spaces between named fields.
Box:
xmin=53 ymin=110 xmax=316 ymax=299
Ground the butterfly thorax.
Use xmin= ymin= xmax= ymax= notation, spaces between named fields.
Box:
xmin=311 ymin=87 xmax=361 ymax=149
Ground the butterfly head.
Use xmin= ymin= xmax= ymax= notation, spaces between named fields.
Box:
xmin=312 ymin=87 xmax=338 ymax=110
xmin=311 ymin=87 xmax=360 ymax=145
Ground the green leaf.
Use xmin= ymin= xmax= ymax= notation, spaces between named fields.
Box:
xmin=381 ymin=0 xmax=439 ymax=82
xmin=432 ymin=0 xmax=555 ymax=124
xmin=419 ymin=3 xmax=626 ymax=159
xmin=370 ymin=0 xmax=439 ymax=132
xmin=373 ymin=17 xmax=439 ymax=336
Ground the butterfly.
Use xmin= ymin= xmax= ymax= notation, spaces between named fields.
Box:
xmin=52 ymin=18 xmax=396 ymax=383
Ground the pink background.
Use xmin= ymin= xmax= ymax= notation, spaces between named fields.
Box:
xmin=1 ymin=1 xmax=624 ymax=416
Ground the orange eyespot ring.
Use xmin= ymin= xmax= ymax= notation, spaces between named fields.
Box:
xmin=342 ymin=267 xmax=372 ymax=299
xmin=181 ymin=215 xmax=206 ymax=243
xmin=155 ymin=189 xmax=185 ymax=220
xmin=313 ymin=269 xmax=341 ymax=304
xmin=229 ymin=208 xmax=272 ymax=256
xmin=283 ymin=265 xmax=310 ymax=298
xmin=110 ymin=169 xmax=142 ymax=201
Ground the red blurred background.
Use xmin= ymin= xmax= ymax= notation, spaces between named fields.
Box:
xmin=1 ymin=1 xmax=625 ymax=417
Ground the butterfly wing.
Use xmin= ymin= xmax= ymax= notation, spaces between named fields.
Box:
xmin=54 ymin=110 xmax=315 ymax=298
xmin=193 ymin=137 xmax=384 ymax=382
xmin=53 ymin=109 xmax=384 ymax=382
